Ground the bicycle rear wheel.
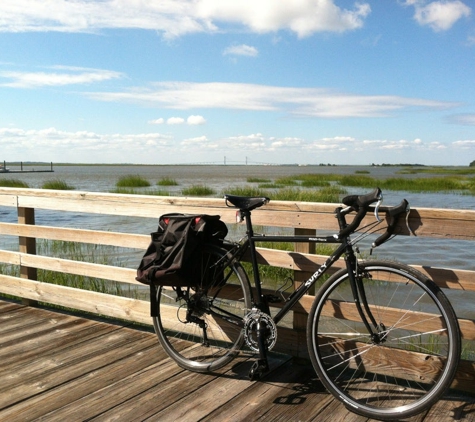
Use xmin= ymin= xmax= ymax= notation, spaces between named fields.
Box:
xmin=153 ymin=243 xmax=252 ymax=372
xmin=307 ymin=260 xmax=460 ymax=420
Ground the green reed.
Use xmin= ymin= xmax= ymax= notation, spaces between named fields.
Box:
xmin=42 ymin=179 xmax=75 ymax=190
xmin=182 ymin=184 xmax=216 ymax=196
xmin=157 ymin=177 xmax=178 ymax=186
xmin=0 ymin=179 xmax=29 ymax=188
xmin=35 ymin=240 xmax=139 ymax=298
xmin=116 ymin=174 xmax=151 ymax=188
xmin=111 ymin=187 xmax=170 ymax=196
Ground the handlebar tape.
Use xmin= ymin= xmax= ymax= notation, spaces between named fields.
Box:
xmin=338 ymin=188 xmax=382 ymax=238
xmin=342 ymin=187 xmax=382 ymax=209
xmin=372 ymin=199 xmax=409 ymax=247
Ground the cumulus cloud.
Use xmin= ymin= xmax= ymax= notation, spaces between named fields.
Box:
xmin=148 ymin=118 xmax=165 ymax=125
xmin=0 ymin=0 xmax=371 ymax=37
xmin=187 ymin=115 xmax=206 ymax=125
xmin=1 ymin=126 xmax=473 ymax=164
xmin=223 ymin=44 xmax=258 ymax=57
xmin=453 ymin=139 xmax=475 ymax=148
xmin=149 ymin=115 xmax=206 ymax=125
xmin=0 ymin=66 xmax=123 ymax=88
xmin=0 ymin=127 xmax=172 ymax=158
xmin=196 ymin=0 xmax=371 ymax=37
xmin=88 ymin=81 xmax=459 ymax=119
xmin=167 ymin=117 xmax=185 ymax=125
xmin=404 ymin=0 xmax=471 ymax=31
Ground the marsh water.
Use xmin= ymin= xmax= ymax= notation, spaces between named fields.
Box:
xmin=0 ymin=164 xmax=473 ymax=318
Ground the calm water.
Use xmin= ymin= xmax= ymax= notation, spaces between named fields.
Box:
xmin=0 ymin=164 xmax=473 ymax=317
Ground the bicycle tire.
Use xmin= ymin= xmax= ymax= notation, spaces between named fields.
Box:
xmin=153 ymin=243 xmax=252 ymax=373
xmin=307 ymin=260 xmax=460 ymax=420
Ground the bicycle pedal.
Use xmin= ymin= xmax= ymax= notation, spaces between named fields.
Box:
xmin=248 ymin=359 xmax=269 ymax=381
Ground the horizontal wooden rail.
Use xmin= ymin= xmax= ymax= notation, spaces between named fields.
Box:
xmin=1 ymin=187 xmax=475 ymax=394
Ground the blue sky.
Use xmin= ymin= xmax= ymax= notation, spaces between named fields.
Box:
xmin=0 ymin=0 xmax=474 ymax=165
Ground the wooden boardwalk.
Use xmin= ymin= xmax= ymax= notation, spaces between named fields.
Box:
xmin=1 ymin=299 xmax=474 ymax=422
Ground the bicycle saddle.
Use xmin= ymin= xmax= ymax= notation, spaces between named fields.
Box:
xmin=224 ymin=194 xmax=270 ymax=212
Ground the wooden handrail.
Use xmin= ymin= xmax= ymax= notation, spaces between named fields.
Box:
xmin=1 ymin=187 xmax=474 ymax=393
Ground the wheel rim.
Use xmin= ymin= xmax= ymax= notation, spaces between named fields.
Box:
xmin=154 ymin=246 xmax=251 ymax=372
xmin=311 ymin=264 xmax=458 ymax=418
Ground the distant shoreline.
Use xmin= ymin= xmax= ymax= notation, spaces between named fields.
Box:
xmin=1 ymin=162 xmax=459 ymax=168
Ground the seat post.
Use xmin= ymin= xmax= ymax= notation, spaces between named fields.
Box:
xmin=244 ymin=210 xmax=263 ymax=296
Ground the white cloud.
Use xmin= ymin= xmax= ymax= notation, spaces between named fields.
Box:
xmin=150 ymin=115 xmax=206 ymax=125
xmin=453 ymin=139 xmax=475 ymax=148
xmin=148 ymin=118 xmax=165 ymax=125
xmin=0 ymin=66 xmax=123 ymax=88
xmin=223 ymin=44 xmax=258 ymax=57
xmin=88 ymin=81 xmax=459 ymax=118
xmin=187 ymin=115 xmax=206 ymax=125
xmin=196 ymin=0 xmax=371 ymax=37
xmin=0 ymin=127 xmax=172 ymax=156
xmin=0 ymin=0 xmax=371 ymax=37
xmin=181 ymin=135 xmax=217 ymax=148
xmin=405 ymin=1 xmax=471 ymax=31
xmin=270 ymin=137 xmax=305 ymax=148
xmin=1 ymin=126 xmax=473 ymax=164
xmin=167 ymin=117 xmax=185 ymax=125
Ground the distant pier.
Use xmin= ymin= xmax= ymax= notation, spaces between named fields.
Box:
xmin=0 ymin=161 xmax=54 ymax=173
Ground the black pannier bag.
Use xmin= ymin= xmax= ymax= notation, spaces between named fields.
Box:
xmin=136 ymin=213 xmax=228 ymax=287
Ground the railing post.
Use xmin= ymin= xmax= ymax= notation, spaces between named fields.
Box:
xmin=293 ymin=228 xmax=316 ymax=335
xmin=18 ymin=206 xmax=38 ymax=307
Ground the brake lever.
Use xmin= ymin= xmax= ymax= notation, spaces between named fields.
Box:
xmin=405 ymin=202 xmax=415 ymax=236
xmin=373 ymin=193 xmax=383 ymax=223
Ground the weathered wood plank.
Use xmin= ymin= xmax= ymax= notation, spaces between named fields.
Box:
xmin=19 ymin=253 xmax=138 ymax=284
xmin=0 ymin=274 xmax=151 ymax=325
xmin=0 ymin=301 xmax=473 ymax=421
xmin=2 ymin=187 xmax=475 ymax=238
xmin=0 ymin=222 xmax=149 ymax=249
xmin=35 ymin=357 xmax=187 ymax=421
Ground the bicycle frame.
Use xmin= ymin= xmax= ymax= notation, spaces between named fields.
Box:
xmin=229 ymin=206 xmax=381 ymax=337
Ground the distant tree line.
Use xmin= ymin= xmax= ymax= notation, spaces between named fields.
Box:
xmin=470 ymin=160 xmax=475 ymax=167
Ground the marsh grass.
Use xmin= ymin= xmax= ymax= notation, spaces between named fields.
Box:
xmin=157 ymin=177 xmax=178 ymax=186
xmin=116 ymin=174 xmax=150 ymax=188
xmin=274 ymin=176 xmax=299 ymax=186
xmin=381 ymin=177 xmax=465 ymax=192
xmin=296 ymin=174 xmax=337 ymax=187
xmin=339 ymin=174 xmax=469 ymax=193
xmin=273 ymin=186 xmax=345 ymax=203
xmin=35 ymin=240 xmax=139 ymax=297
xmin=258 ymin=183 xmax=285 ymax=189
xmin=247 ymin=177 xmax=271 ymax=183
xmin=111 ymin=187 xmax=170 ymax=196
xmin=399 ymin=167 xmax=475 ymax=176
xmin=0 ymin=179 xmax=29 ymax=188
xmin=224 ymin=186 xmax=270 ymax=197
xmin=41 ymin=179 xmax=75 ymax=190
xmin=182 ymin=184 xmax=216 ymax=196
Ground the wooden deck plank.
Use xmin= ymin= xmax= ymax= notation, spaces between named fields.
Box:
xmin=145 ymin=354 xmax=291 ymax=422
xmin=0 ymin=299 xmax=474 ymax=422
xmin=199 ymin=358 xmax=335 ymax=422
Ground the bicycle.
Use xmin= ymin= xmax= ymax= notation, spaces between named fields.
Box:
xmin=152 ymin=188 xmax=460 ymax=420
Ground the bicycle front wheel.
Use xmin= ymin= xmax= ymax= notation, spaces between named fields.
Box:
xmin=307 ymin=260 xmax=460 ymax=420
xmin=153 ymin=243 xmax=252 ymax=373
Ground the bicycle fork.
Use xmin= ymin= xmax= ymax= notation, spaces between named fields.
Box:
xmin=345 ymin=252 xmax=387 ymax=344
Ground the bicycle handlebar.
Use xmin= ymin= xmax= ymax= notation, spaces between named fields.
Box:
xmin=371 ymin=199 xmax=409 ymax=247
xmin=338 ymin=188 xmax=410 ymax=246
xmin=338 ymin=188 xmax=382 ymax=238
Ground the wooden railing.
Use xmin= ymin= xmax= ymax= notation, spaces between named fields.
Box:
xmin=1 ymin=187 xmax=474 ymax=393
